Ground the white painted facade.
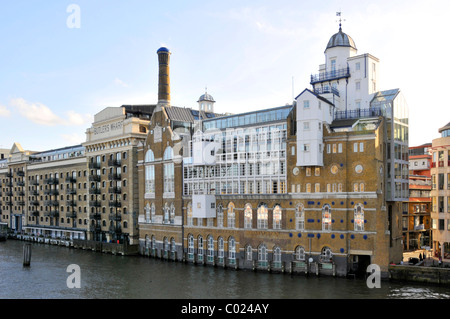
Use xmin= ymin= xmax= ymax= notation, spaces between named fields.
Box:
xmin=296 ymin=27 xmax=380 ymax=167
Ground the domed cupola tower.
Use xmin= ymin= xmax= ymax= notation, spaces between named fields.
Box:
xmin=197 ymin=89 xmax=215 ymax=113
xmin=324 ymin=21 xmax=357 ymax=74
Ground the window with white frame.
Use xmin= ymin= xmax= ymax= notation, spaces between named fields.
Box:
xmin=244 ymin=204 xmax=252 ymax=229
xmin=354 ymin=204 xmax=364 ymax=231
xmin=322 ymin=205 xmax=332 ymax=231
xmin=257 ymin=204 xmax=268 ymax=229
xmin=218 ymin=237 xmax=224 ymax=260
xmin=296 ymin=204 xmax=304 ymax=230
xmin=304 ymin=100 xmax=310 ymax=109
xmin=273 ymin=246 xmax=282 ymax=265
xmin=217 ymin=205 xmax=224 ymax=228
xmin=295 ymin=246 xmax=306 ymax=261
xmin=188 ymin=234 xmax=194 ymax=259
xmin=227 ymin=202 xmax=235 ymax=228
xmin=273 ymin=205 xmax=282 ymax=229
xmin=207 ymin=236 xmax=214 ymax=262
xmin=228 ymin=237 xmax=236 ymax=262
xmin=258 ymin=244 xmax=268 ymax=265
xmin=198 ymin=236 xmax=204 ymax=260
xmin=246 ymin=245 xmax=253 ymax=261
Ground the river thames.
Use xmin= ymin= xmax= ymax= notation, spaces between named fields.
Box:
xmin=1 ymin=239 xmax=449 ymax=300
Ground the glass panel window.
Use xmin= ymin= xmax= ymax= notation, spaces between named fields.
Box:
xmin=257 ymin=205 xmax=268 ymax=229
xmin=273 ymin=205 xmax=282 ymax=229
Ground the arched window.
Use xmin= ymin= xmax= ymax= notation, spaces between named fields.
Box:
xmin=207 ymin=236 xmax=214 ymax=262
xmin=258 ymin=244 xmax=268 ymax=266
xmin=246 ymin=245 xmax=253 ymax=261
xmin=354 ymin=204 xmax=364 ymax=231
xmin=217 ymin=205 xmax=224 ymax=228
xmin=257 ymin=204 xmax=268 ymax=229
xmin=163 ymin=146 xmax=173 ymax=160
xmin=163 ymin=147 xmax=174 ymax=194
xmin=296 ymin=204 xmax=304 ymax=230
xmin=218 ymin=237 xmax=224 ymax=260
xmin=228 ymin=237 xmax=236 ymax=262
xmin=151 ymin=235 xmax=156 ymax=250
xmin=244 ymin=204 xmax=252 ymax=229
xmin=273 ymin=246 xmax=282 ymax=266
xmin=295 ymin=246 xmax=306 ymax=261
xmin=273 ymin=205 xmax=282 ymax=229
xmin=322 ymin=204 xmax=332 ymax=231
xmin=198 ymin=236 xmax=204 ymax=260
xmin=320 ymin=246 xmax=332 ymax=262
xmin=145 ymin=149 xmax=154 ymax=162
xmin=188 ymin=234 xmax=194 ymax=259
xmin=163 ymin=237 xmax=169 ymax=254
xmin=227 ymin=202 xmax=235 ymax=228
xmin=170 ymin=238 xmax=176 ymax=253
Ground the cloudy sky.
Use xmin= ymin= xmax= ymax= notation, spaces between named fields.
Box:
xmin=0 ymin=0 xmax=449 ymax=151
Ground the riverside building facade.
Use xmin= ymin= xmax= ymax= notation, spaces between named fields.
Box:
xmin=430 ymin=122 xmax=450 ymax=260
xmin=0 ymin=23 xmax=408 ymax=277
xmin=138 ymin=24 xmax=408 ymax=277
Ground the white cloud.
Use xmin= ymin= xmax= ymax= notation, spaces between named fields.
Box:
xmin=61 ymin=132 xmax=84 ymax=145
xmin=10 ymin=98 xmax=92 ymax=127
xmin=0 ymin=104 xmax=11 ymax=117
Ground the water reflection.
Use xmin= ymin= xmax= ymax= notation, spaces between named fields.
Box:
xmin=1 ymin=240 xmax=449 ymax=299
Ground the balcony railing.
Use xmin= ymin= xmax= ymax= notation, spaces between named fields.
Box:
xmin=44 ymin=178 xmax=59 ymax=185
xmin=109 ymin=213 xmax=122 ymax=222
xmin=89 ymin=212 xmax=102 ymax=220
xmin=44 ymin=200 xmax=59 ymax=207
xmin=108 ymin=186 xmax=122 ymax=194
xmin=313 ymin=86 xmax=340 ymax=97
xmin=89 ymin=188 xmax=101 ymax=195
xmin=108 ymin=159 xmax=122 ymax=167
xmin=109 ymin=201 xmax=122 ymax=208
xmin=66 ymin=200 xmax=77 ymax=207
xmin=89 ymin=200 xmax=102 ymax=208
xmin=334 ymin=107 xmax=383 ymax=120
xmin=108 ymin=173 xmax=121 ymax=181
xmin=89 ymin=175 xmax=101 ymax=182
xmin=89 ymin=162 xmax=101 ymax=169
xmin=310 ymin=67 xmax=350 ymax=84
xmin=65 ymin=176 xmax=77 ymax=183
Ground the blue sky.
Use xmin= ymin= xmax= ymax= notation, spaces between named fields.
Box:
xmin=0 ymin=0 xmax=449 ymax=151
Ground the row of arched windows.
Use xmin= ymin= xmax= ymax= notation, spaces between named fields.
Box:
xmin=144 ymin=147 xmax=174 ymax=195
xmin=186 ymin=234 xmax=334 ymax=263
xmin=186 ymin=202 xmax=365 ymax=231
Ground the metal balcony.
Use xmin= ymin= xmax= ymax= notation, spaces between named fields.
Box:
xmin=108 ymin=186 xmax=122 ymax=194
xmin=108 ymin=173 xmax=121 ymax=181
xmin=65 ymin=176 xmax=77 ymax=183
xmin=66 ymin=188 xmax=77 ymax=195
xmin=89 ymin=162 xmax=101 ymax=169
xmin=66 ymin=200 xmax=77 ymax=207
xmin=89 ymin=175 xmax=101 ymax=182
xmin=109 ymin=213 xmax=122 ymax=222
xmin=44 ymin=200 xmax=59 ymax=207
xmin=89 ymin=188 xmax=101 ymax=195
xmin=310 ymin=67 xmax=350 ymax=84
xmin=66 ymin=212 xmax=77 ymax=219
xmin=108 ymin=159 xmax=122 ymax=167
xmin=44 ymin=178 xmax=59 ymax=185
xmin=89 ymin=212 xmax=102 ymax=220
xmin=109 ymin=201 xmax=122 ymax=208
xmin=89 ymin=200 xmax=102 ymax=208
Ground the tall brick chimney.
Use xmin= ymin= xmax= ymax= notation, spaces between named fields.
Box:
xmin=157 ymin=47 xmax=171 ymax=105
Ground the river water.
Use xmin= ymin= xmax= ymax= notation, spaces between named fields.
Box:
xmin=1 ymin=239 xmax=449 ymax=300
